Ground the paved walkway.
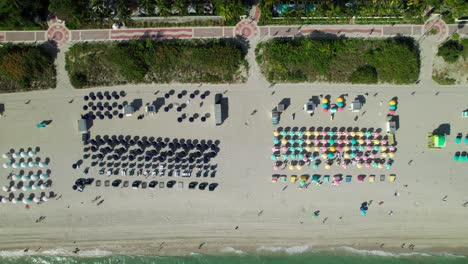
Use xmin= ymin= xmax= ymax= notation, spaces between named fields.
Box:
xmin=1 ymin=21 xmax=465 ymax=44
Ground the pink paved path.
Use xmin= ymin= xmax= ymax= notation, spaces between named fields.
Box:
xmin=0 ymin=24 xmax=465 ymax=44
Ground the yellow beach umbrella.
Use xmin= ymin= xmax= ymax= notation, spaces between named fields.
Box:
xmin=389 ymin=100 xmax=396 ymax=105
xmin=304 ymin=131 xmax=311 ymax=136
xmin=350 ymin=132 xmax=356 ymax=137
xmin=380 ymin=146 xmax=387 ymax=152
xmin=322 ymin=98 xmax=329 ymax=104
xmin=314 ymin=147 xmax=320 ymax=152
xmin=344 ymin=153 xmax=351 ymax=159
xmin=357 ymin=131 xmax=364 ymax=137
xmin=373 ymin=139 xmax=380 ymax=145
xmin=380 ymin=153 xmax=388 ymax=158
xmin=388 ymin=152 xmax=395 ymax=158
xmin=378 ymin=163 xmax=383 ymax=169
xmin=305 ymin=139 xmax=311 ymax=144
xmin=337 ymin=97 xmax=343 ymax=103
xmin=289 ymin=165 xmax=295 ymax=170
xmin=343 ymin=146 xmax=350 ymax=151
xmin=357 ymin=139 xmax=364 ymax=145
xmin=305 ymin=146 xmax=311 ymax=152
xmin=296 ymin=165 xmax=302 ymax=170
xmin=325 ymin=164 xmax=331 ymax=169
xmin=273 ymin=131 xmax=280 ymax=137
xmin=321 ymin=153 xmax=328 ymax=159
xmin=281 ymin=139 xmax=288 ymax=145
xmin=356 ymin=163 xmax=363 ymax=168
xmin=330 ymin=146 xmax=336 ymax=152
xmin=314 ymin=131 xmax=320 ymax=137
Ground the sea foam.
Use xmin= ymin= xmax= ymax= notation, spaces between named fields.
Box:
xmin=256 ymin=245 xmax=311 ymax=254
xmin=221 ymin=247 xmax=246 ymax=255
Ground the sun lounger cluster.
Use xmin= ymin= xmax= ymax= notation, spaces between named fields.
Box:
xmin=272 ymin=126 xmax=397 ymax=170
xmin=1 ymin=147 xmax=53 ymax=206
xmin=454 ymin=151 xmax=468 ymax=162
xmin=272 ymin=174 xmax=396 ymax=186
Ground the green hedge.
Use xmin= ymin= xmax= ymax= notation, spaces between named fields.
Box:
xmin=66 ymin=39 xmax=247 ymax=88
xmin=437 ymin=40 xmax=464 ymax=63
xmin=0 ymin=44 xmax=56 ymax=93
xmin=256 ymin=37 xmax=420 ymax=84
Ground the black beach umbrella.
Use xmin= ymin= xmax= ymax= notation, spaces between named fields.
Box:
xmin=189 ymin=93 xmax=195 ymax=99
xmin=83 ymin=105 xmax=88 ymax=111
xmin=88 ymin=102 xmax=94 ymax=107
xmin=99 ymin=115 xmax=104 ymax=120
xmin=92 ymin=106 xmax=97 ymax=111
xmin=201 ymin=117 xmax=206 ymax=122
xmin=164 ymin=93 xmax=170 ymax=99
xmin=118 ymin=104 xmax=123 ymax=110
xmin=84 ymin=95 xmax=89 ymax=101
xmin=119 ymin=90 xmax=126 ymax=97
xmin=189 ymin=117 xmax=194 ymax=122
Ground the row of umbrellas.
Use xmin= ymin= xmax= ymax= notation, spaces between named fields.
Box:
xmin=273 ymin=138 xmax=392 ymax=147
xmin=2 ymin=161 xmax=48 ymax=168
xmin=321 ymin=97 xmax=346 ymax=113
xmin=10 ymin=173 xmax=49 ymax=181
xmin=2 ymin=184 xmax=50 ymax=192
xmin=274 ymin=160 xmax=393 ymax=170
xmin=2 ymin=151 xmax=36 ymax=159
xmin=0 ymin=195 xmax=49 ymax=204
xmin=273 ymin=130 xmax=384 ymax=138
xmin=84 ymin=90 xmax=126 ymax=101
xmin=388 ymin=99 xmax=398 ymax=116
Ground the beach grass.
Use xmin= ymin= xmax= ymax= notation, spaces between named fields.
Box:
xmin=0 ymin=43 xmax=56 ymax=93
xmin=255 ymin=37 xmax=420 ymax=84
xmin=65 ymin=39 xmax=248 ymax=88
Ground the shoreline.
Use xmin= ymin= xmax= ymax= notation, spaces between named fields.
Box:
xmin=0 ymin=238 xmax=467 ymax=258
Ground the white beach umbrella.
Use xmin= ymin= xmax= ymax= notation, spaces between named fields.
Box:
xmin=30 ymin=175 xmax=39 ymax=181
xmin=41 ymin=196 xmax=48 ymax=202
xmin=11 ymin=198 xmax=18 ymax=204
xmin=12 ymin=153 xmax=19 ymax=158
xmin=2 ymin=163 xmax=8 ymax=168
xmin=10 ymin=186 xmax=17 ymax=192
xmin=20 ymin=152 xmax=27 ymax=158
xmin=21 ymin=175 xmax=31 ymax=181
xmin=40 ymin=174 xmax=49 ymax=180
xmin=28 ymin=151 xmax=35 ymax=157
xmin=12 ymin=163 xmax=18 ymax=168
xmin=20 ymin=162 xmax=27 ymax=168
xmin=2 ymin=153 xmax=8 ymax=159
xmin=31 ymin=184 xmax=38 ymax=190
xmin=22 ymin=185 xmax=32 ymax=191
xmin=40 ymin=184 xmax=47 ymax=190
xmin=2 ymin=186 xmax=8 ymax=192
xmin=39 ymin=162 xmax=48 ymax=167
xmin=28 ymin=162 xmax=35 ymax=167
xmin=33 ymin=197 xmax=40 ymax=203
xmin=1 ymin=197 xmax=7 ymax=203
xmin=12 ymin=175 xmax=22 ymax=181
xmin=22 ymin=198 xmax=31 ymax=204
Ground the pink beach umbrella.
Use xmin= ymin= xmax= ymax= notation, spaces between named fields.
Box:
xmin=274 ymin=165 xmax=279 ymax=170
xmin=320 ymin=147 xmax=327 ymax=152
xmin=355 ymin=156 xmax=361 ymax=161
xmin=336 ymin=146 xmax=343 ymax=152
xmin=362 ymin=156 xmax=368 ymax=161
xmin=388 ymin=110 xmax=396 ymax=115
xmin=337 ymin=139 xmax=343 ymax=144
xmin=272 ymin=147 xmax=279 ymax=152
xmin=338 ymin=107 xmax=343 ymax=112
xmin=322 ymin=108 xmax=329 ymax=112
xmin=282 ymin=146 xmax=288 ymax=152
xmin=365 ymin=139 xmax=372 ymax=145
xmin=366 ymin=146 xmax=372 ymax=151
xmin=381 ymin=140 xmax=387 ymax=145
xmin=342 ymin=164 xmax=348 ymax=169
xmin=365 ymin=163 xmax=371 ymax=168
xmin=320 ymin=139 xmax=327 ymax=144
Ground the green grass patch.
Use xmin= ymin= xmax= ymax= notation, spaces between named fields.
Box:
xmin=256 ymin=37 xmax=420 ymax=84
xmin=0 ymin=44 xmax=56 ymax=93
xmin=66 ymin=39 xmax=247 ymax=88
xmin=432 ymin=72 xmax=456 ymax=85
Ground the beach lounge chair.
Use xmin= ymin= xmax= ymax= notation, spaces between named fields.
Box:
xmin=465 ymin=134 xmax=468 ymax=144
xmin=323 ymin=175 xmax=330 ymax=183
xmin=279 ymin=175 xmax=287 ymax=183
xmin=159 ymin=182 xmax=165 ymax=188
xmin=272 ymin=175 xmax=279 ymax=183
xmin=96 ymin=180 xmax=101 ymax=187
xmin=104 ymin=180 xmax=110 ymax=187
xmin=345 ymin=175 xmax=352 ymax=182
xmin=357 ymin=175 xmax=365 ymax=182
xmin=462 ymin=151 xmax=467 ymax=162
xmin=369 ymin=175 xmax=375 ymax=183
xmin=312 ymin=174 xmax=320 ymax=183
xmin=389 ymin=174 xmax=396 ymax=182
xmin=380 ymin=175 xmax=385 ymax=182
xmin=300 ymin=175 xmax=308 ymax=182
xmin=455 ymin=133 xmax=462 ymax=144
xmin=178 ymin=181 xmax=183 ymax=189
xmin=454 ymin=152 xmax=460 ymax=161
xmin=290 ymin=175 xmax=298 ymax=183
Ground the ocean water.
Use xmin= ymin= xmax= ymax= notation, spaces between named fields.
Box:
xmin=0 ymin=247 xmax=466 ymax=264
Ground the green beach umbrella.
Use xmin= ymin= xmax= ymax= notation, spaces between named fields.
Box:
xmin=282 ymin=154 xmax=289 ymax=160
xmin=291 ymin=154 xmax=297 ymax=159
xmin=351 ymin=139 xmax=357 ymax=145
xmin=271 ymin=154 xmax=277 ymax=160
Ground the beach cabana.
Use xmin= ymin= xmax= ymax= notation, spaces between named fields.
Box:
xmin=357 ymin=175 xmax=365 ymax=182
xmin=345 ymin=175 xmax=352 ymax=182
xmin=323 ymin=175 xmax=330 ymax=182
xmin=389 ymin=174 xmax=396 ymax=182
xmin=369 ymin=175 xmax=375 ymax=183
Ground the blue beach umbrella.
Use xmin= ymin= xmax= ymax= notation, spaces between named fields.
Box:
xmin=351 ymin=139 xmax=357 ymax=145
xmin=281 ymin=131 xmax=287 ymax=136
xmin=313 ymin=164 xmax=318 ymax=169
xmin=282 ymin=154 xmax=289 ymax=160
xmin=271 ymin=154 xmax=277 ymax=160
xmin=291 ymin=154 xmax=297 ymax=159
xmin=289 ymin=147 xmax=295 ymax=152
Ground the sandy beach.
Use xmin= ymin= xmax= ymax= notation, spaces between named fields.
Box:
xmin=0 ymin=78 xmax=467 ymax=257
